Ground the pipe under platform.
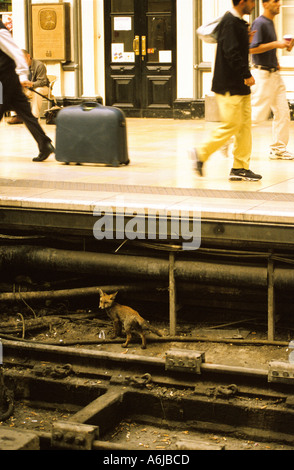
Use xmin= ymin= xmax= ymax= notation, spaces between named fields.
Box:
xmin=0 ymin=245 xmax=294 ymax=290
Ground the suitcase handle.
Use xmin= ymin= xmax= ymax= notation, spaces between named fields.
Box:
xmin=81 ymin=101 xmax=103 ymax=111
xmin=80 ymin=101 xmax=126 ymax=128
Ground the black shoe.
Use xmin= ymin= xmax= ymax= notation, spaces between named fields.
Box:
xmin=189 ymin=148 xmax=203 ymax=176
xmin=8 ymin=116 xmax=23 ymax=125
xmin=33 ymin=141 xmax=55 ymax=162
xmin=229 ymin=168 xmax=262 ymax=181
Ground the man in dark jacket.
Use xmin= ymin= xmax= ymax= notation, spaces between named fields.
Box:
xmin=0 ymin=19 xmax=54 ymax=161
xmin=191 ymin=0 xmax=262 ymax=181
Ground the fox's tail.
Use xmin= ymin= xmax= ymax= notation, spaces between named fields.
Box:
xmin=142 ymin=321 xmax=162 ymax=337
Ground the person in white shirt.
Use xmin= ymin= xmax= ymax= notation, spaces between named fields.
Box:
xmin=250 ymin=0 xmax=294 ymax=160
xmin=8 ymin=50 xmax=50 ymax=123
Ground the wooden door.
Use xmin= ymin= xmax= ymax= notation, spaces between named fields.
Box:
xmin=105 ymin=0 xmax=176 ymax=117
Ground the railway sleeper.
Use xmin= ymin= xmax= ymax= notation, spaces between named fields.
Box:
xmin=1 ymin=366 xmax=294 ymax=450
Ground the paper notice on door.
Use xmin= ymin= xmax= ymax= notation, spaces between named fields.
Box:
xmin=114 ymin=17 xmax=132 ymax=31
xmin=112 ymin=44 xmax=135 ymax=63
xmin=123 ymin=52 xmax=135 ymax=62
xmin=112 ymin=43 xmax=124 ymax=62
xmin=159 ymin=50 xmax=172 ymax=63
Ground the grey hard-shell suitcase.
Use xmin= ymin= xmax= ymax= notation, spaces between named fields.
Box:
xmin=55 ymin=102 xmax=130 ymax=166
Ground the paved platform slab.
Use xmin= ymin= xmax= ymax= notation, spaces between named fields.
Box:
xmin=1 ymin=118 xmax=294 ymax=246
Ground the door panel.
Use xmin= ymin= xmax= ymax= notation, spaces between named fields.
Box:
xmin=105 ymin=0 xmax=176 ymax=117
xmin=147 ymin=14 xmax=173 ymax=63
xmin=145 ymin=74 xmax=173 ymax=107
xmin=110 ymin=71 xmax=137 ymax=108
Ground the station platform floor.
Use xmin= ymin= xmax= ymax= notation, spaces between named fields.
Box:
xmin=0 ymin=116 xmax=294 ymax=235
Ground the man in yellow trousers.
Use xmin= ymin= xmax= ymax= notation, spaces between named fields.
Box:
xmin=191 ymin=0 xmax=262 ymax=181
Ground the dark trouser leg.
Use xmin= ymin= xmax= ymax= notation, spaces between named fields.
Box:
xmin=2 ymin=72 xmax=51 ymax=151
xmin=0 ymin=92 xmax=8 ymax=122
xmin=13 ymin=84 xmax=51 ymax=151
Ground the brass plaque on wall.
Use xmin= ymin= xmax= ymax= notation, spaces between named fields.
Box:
xmin=32 ymin=3 xmax=70 ymax=61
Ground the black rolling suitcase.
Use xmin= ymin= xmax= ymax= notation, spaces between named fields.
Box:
xmin=55 ymin=102 xmax=130 ymax=166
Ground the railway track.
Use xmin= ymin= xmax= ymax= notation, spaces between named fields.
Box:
xmin=1 ymin=241 xmax=294 ymax=451
xmin=1 ymin=338 xmax=294 ymax=451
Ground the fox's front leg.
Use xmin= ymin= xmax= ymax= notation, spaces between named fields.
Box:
xmin=122 ymin=333 xmax=132 ymax=348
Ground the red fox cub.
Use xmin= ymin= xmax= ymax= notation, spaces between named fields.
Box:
xmin=98 ymin=289 xmax=162 ymax=349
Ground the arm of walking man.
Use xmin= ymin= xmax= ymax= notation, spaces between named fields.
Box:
xmin=0 ymin=27 xmax=29 ymax=84
xmin=222 ymin=21 xmax=252 ymax=81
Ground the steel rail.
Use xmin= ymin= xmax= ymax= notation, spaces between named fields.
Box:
xmin=1 ymin=338 xmax=268 ymax=380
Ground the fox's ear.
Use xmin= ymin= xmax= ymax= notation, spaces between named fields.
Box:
xmin=111 ymin=291 xmax=118 ymax=299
